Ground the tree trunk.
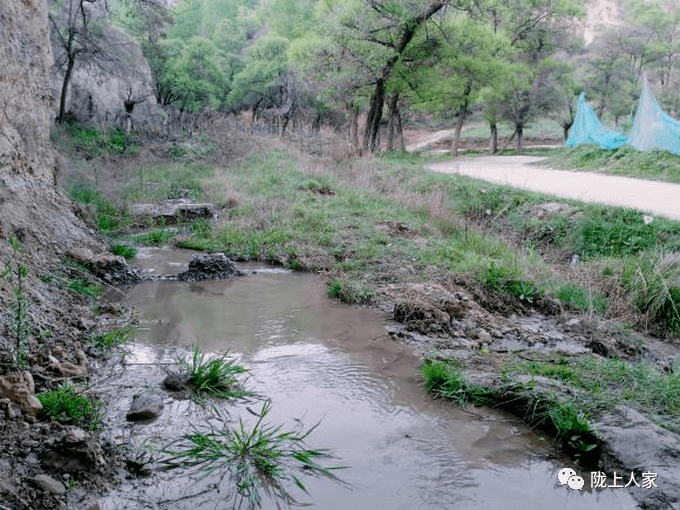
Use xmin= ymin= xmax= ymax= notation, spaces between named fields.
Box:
xmin=563 ymin=123 xmax=570 ymax=142
xmin=450 ymin=111 xmax=467 ymax=157
xmin=517 ymin=124 xmax=524 ymax=154
xmin=58 ymin=53 xmax=76 ymax=123
xmin=490 ymin=123 xmax=498 ymax=153
xmin=449 ymin=82 xmax=471 ymax=157
xmin=386 ymin=91 xmax=400 ymax=151
xmin=348 ymin=107 xmax=359 ymax=150
xmin=396 ymin=103 xmax=405 ymax=151
xmin=364 ymin=79 xmax=385 ymax=153
xmin=501 ymin=127 xmax=518 ymax=152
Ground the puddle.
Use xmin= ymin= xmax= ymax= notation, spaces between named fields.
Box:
xmin=92 ymin=250 xmax=638 ymax=509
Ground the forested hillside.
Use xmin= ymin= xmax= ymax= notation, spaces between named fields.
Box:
xmin=55 ymin=0 xmax=673 ymax=152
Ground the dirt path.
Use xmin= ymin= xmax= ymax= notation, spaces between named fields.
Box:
xmin=426 ymin=156 xmax=680 ymax=221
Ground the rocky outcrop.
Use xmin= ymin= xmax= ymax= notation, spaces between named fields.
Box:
xmin=50 ymin=6 xmax=160 ymax=133
xmin=0 ymin=0 xmax=57 ymax=183
xmin=130 ymin=199 xmax=215 ymax=226
xmin=176 ymin=253 xmax=244 ymax=281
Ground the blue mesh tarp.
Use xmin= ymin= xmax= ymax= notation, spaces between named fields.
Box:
xmin=629 ymin=75 xmax=680 ymax=156
xmin=565 ymin=93 xmax=628 ymax=150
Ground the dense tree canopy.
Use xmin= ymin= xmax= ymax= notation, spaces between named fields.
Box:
xmin=50 ymin=0 xmax=680 ymax=150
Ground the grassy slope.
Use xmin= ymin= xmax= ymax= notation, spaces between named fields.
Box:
xmin=543 ymin=145 xmax=680 ymax=183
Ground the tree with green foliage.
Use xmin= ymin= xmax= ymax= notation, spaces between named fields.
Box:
xmin=406 ymin=13 xmax=510 ymax=155
xmin=228 ymin=35 xmax=295 ymax=134
xmin=309 ymin=0 xmax=454 ymax=153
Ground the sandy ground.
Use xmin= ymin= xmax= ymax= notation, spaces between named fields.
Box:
xmin=426 ymin=156 xmax=680 ymax=221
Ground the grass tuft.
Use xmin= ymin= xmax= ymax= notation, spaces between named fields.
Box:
xmin=421 ymin=358 xmax=493 ymax=406
xmin=326 ymin=278 xmax=374 ymax=305
xmin=91 ymin=327 xmax=133 ymax=351
xmin=110 ymin=243 xmax=137 ymax=259
xmin=162 ymin=401 xmax=344 ymax=509
xmin=67 ymin=277 xmax=103 ymax=298
xmin=37 ymin=383 xmax=99 ymax=429
xmin=178 ymin=346 xmax=249 ymax=400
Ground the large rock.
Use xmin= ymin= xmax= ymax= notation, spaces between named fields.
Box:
xmin=68 ymin=247 xmax=144 ymax=285
xmin=30 ymin=474 xmax=65 ymax=495
xmin=596 ymin=406 xmax=680 ymax=510
xmin=177 ymin=253 xmax=244 ymax=281
xmin=49 ymin=4 xmax=160 ymax=134
xmin=130 ymin=199 xmax=214 ymax=227
xmin=0 ymin=371 xmax=43 ymax=416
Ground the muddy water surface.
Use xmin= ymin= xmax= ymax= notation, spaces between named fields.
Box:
xmin=94 ymin=248 xmax=637 ymax=509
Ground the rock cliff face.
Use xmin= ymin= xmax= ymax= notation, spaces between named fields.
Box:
xmin=582 ymin=0 xmax=626 ymax=45
xmin=0 ymin=0 xmax=58 ymax=183
xmin=50 ymin=6 xmax=159 ymax=133
xmin=0 ymin=0 xmax=104 ymax=254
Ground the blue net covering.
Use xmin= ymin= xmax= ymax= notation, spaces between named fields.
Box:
xmin=565 ymin=93 xmax=628 ymax=150
xmin=628 ymin=75 xmax=680 ymax=156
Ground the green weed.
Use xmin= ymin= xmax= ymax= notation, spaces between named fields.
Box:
xmin=557 ymin=283 xmax=608 ymax=314
xmin=67 ymin=277 xmax=103 ymax=298
xmin=326 ymin=278 xmax=374 ymax=305
xmin=163 ymin=401 xmax=344 ymax=509
xmin=110 ymin=243 xmax=137 ymax=259
xmin=37 ymin=383 xmax=99 ymax=429
xmin=1 ymin=236 xmax=29 ymax=368
xmin=91 ymin=327 xmax=132 ymax=351
xmin=421 ymin=359 xmax=494 ymax=406
xmin=507 ymin=356 xmax=680 ymax=432
xmin=178 ymin=346 xmax=249 ymax=400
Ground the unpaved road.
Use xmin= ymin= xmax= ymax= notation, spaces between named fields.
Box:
xmin=426 ymin=156 xmax=680 ymax=221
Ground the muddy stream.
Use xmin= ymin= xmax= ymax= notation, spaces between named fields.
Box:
xmin=87 ymin=247 xmax=637 ymax=509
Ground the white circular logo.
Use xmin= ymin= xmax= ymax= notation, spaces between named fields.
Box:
xmin=568 ymin=475 xmax=585 ymax=491
xmin=558 ymin=467 xmax=576 ymax=486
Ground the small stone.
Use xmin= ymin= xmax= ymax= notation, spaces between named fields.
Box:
xmin=162 ymin=373 xmax=189 ymax=392
xmin=31 ymin=474 xmax=66 ymax=495
xmin=0 ymin=371 xmax=42 ymax=416
xmin=126 ymin=393 xmax=164 ymax=421
xmin=77 ymin=317 xmax=96 ymax=331
xmin=476 ymin=329 xmax=492 ymax=344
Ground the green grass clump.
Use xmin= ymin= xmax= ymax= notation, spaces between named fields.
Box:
xmin=178 ymin=346 xmax=249 ymax=400
xmin=68 ymin=183 xmax=128 ymax=233
xmin=37 ymin=383 xmax=99 ymax=429
xmin=421 ymin=358 xmax=493 ymax=406
xmin=133 ymin=227 xmax=176 ymax=245
xmin=60 ymin=122 xmax=138 ymax=158
xmin=91 ymin=327 xmax=132 ymax=351
xmin=507 ymin=355 xmax=680 ymax=432
xmin=326 ymin=278 xmax=374 ymax=305
xmin=110 ymin=243 xmax=137 ymax=259
xmin=557 ymin=283 xmax=608 ymax=314
xmin=163 ymin=401 xmax=344 ymax=509
xmin=620 ymin=252 xmax=680 ymax=336
xmin=67 ymin=277 xmax=103 ymax=298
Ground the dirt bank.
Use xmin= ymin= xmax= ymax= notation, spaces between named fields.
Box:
xmin=426 ymin=156 xmax=680 ymax=221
